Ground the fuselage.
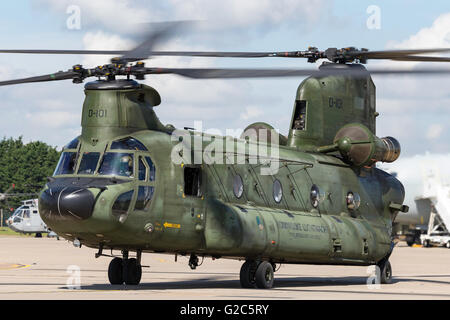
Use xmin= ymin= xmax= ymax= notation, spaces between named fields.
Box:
xmin=39 ymin=128 xmax=405 ymax=266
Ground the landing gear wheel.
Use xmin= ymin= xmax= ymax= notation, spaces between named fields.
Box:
xmin=377 ymin=260 xmax=392 ymax=284
xmin=239 ymin=260 xmax=258 ymax=288
xmin=255 ymin=261 xmax=274 ymax=289
xmin=108 ymin=257 xmax=123 ymax=285
xmin=423 ymin=239 xmax=431 ymax=248
xmin=123 ymin=258 xmax=142 ymax=285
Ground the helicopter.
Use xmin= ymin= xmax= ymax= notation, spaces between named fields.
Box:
xmin=1 ymin=24 xmax=449 ymax=289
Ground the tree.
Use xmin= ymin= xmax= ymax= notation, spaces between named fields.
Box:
xmin=0 ymin=137 xmax=60 ymax=224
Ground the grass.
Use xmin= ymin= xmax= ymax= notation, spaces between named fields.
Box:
xmin=0 ymin=227 xmax=33 ymax=237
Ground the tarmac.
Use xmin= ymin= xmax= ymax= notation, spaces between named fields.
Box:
xmin=0 ymin=236 xmax=449 ymax=300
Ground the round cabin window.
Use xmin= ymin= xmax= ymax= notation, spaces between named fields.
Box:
xmin=310 ymin=184 xmax=325 ymax=208
xmin=273 ymin=180 xmax=283 ymax=203
xmin=346 ymin=192 xmax=361 ymax=210
xmin=233 ymin=175 xmax=244 ymax=199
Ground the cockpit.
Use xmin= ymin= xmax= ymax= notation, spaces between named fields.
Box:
xmin=9 ymin=206 xmax=31 ymax=224
xmin=53 ymin=137 xmax=155 ymax=181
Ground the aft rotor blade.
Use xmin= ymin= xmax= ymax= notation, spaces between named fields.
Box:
xmin=379 ymin=56 xmax=450 ymax=62
xmin=144 ymin=67 xmax=450 ymax=79
xmin=0 ymin=71 xmax=79 ymax=86
xmin=356 ymin=48 xmax=450 ymax=58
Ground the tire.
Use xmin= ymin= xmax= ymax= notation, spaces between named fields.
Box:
xmin=446 ymin=241 xmax=450 ymax=249
xmin=378 ymin=260 xmax=392 ymax=284
xmin=108 ymin=257 xmax=123 ymax=285
xmin=239 ymin=260 xmax=258 ymax=288
xmin=423 ymin=240 xmax=431 ymax=248
xmin=255 ymin=261 xmax=274 ymax=289
xmin=123 ymin=258 xmax=142 ymax=285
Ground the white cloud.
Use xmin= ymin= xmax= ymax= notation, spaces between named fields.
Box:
xmin=387 ymin=12 xmax=450 ymax=50
xmin=240 ymin=106 xmax=263 ymax=120
xmin=382 ymin=152 xmax=450 ymax=211
xmin=373 ymin=13 xmax=450 ymax=156
xmin=426 ymin=123 xmax=444 ymax=140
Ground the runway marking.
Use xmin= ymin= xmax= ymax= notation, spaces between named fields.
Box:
xmin=0 ymin=263 xmax=31 ymax=270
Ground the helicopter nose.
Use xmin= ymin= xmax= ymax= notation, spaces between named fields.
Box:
xmin=40 ymin=186 xmax=96 ymax=221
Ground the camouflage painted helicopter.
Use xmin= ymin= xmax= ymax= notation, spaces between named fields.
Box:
xmin=1 ymin=25 xmax=449 ymax=288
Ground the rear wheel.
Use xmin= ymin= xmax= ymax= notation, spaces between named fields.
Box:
xmin=108 ymin=257 xmax=123 ymax=285
xmin=255 ymin=261 xmax=274 ymax=289
xmin=446 ymin=241 xmax=450 ymax=249
xmin=377 ymin=260 xmax=392 ymax=284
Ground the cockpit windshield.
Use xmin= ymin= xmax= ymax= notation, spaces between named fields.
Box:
xmin=98 ymin=153 xmax=134 ymax=177
xmin=54 ymin=152 xmax=77 ymax=175
xmin=78 ymin=152 xmax=100 ymax=175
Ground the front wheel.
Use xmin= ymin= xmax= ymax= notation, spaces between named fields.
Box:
xmin=108 ymin=257 xmax=123 ymax=285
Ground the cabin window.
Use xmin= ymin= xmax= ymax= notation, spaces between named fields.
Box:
xmin=310 ymin=184 xmax=325 ymax=208
xmin=292 ymin=100 xmax=307 ymax=130
xmin=111 ymin=137 xmax=148 ymax=151
xmin=273 ymin=179 xmax=283 ymax=203
xmin=346 ymin=192 xmax=361 ymax=210
xmin=78 ymin=152 xmax=101 ymax=175
xmin=98 ymin=153 xmax=134 ymax=178
xmin=184 ymin=167 xmax=202 ymax=197
xmin=233 ymin=174 xmax=244 ymax=199
xmin=53 ymin=152 xmax=77 ymax=175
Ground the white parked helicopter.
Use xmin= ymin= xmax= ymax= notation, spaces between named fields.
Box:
xmin=6 ymin=199 xmax=58 ymax=238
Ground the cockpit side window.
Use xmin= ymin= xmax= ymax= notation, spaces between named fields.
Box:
xmin=98 ymin=153 xmax=134 ymax=178
xmin=53 ymin=152 xmax=77 ymax=176
xmin=111 ymin=137 xmax=148 ymax=151
xmin=138 ymin=158 xmax=147 ymax=181
xmin=145 ymin=157 xmax=156 ymax=181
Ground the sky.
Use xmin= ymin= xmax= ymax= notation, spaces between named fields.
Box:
xmin=0 ymin=0 xmax=449 ymax=174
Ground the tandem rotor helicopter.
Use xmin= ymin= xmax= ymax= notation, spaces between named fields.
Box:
xmin=1 ymin=23 xmax=449 ymax=288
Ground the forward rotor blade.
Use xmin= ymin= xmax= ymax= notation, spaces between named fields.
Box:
xmin=0 ymin=49 xmax=126 ymax=55
xmin=116 ymin=21 xmax=189 ymax=63
xmin=0 ymin=71 xmax=79 ymax=86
